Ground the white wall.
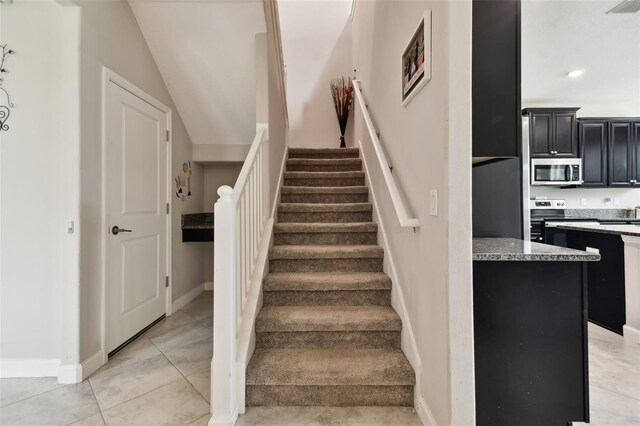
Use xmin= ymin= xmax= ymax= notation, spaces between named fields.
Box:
xmin=77 ymin=0 xmax=204 ymax=364
xmin=0 ymin=0 xmax=81 ymax=375
xmin=128 ymin=1 xmax=266 ymax=147
xmin=531 ymin=186 xmax=640 ymax=210
xmin=351 ymin=1 xmax=474 ymax=424
xmin=279 ymin=0 xmax=353 ymax=148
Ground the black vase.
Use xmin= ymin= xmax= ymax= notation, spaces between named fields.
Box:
xmin=339 ymin=135 xmax=346 ymax=148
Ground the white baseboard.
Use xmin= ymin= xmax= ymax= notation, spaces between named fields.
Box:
xmin=623 ymin=325 xmax=640 ymax=345
xmin=58 ymin=363 xmax=82 ymax=384
xmin=204 ymin=281 xmax=214 ymax=291
xmin=172 ymin=283 xmax=205 ymax=312
xmin=416 ymin=396 xmax=438 ymax=426
xmin=0 ymin=358 xmax=61 ymax=378
xmin=81 ymin=349 xmax=106 ymax=380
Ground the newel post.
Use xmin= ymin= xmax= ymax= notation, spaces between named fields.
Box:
xmin=211 ymin=185 xmax=238 ymax=425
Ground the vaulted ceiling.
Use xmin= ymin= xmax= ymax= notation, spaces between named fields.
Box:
xmin=128 ymin=0 xmax=266 ymax=146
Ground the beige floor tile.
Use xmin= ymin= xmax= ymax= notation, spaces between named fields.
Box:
xmin=0 ymin=380 xmax=99 ymax=426
xmin=186 ymin=368 xmax=211 ymax=402
xmin=68 ymin=412 xmax=106 ymax=426
xmin=187 ymin=414 xmax=211 ymax=426
xmin=149 ymin=321 xmax=212 ymax=354
xmin=589 ymin=335 xmax=640 ymax=400
xmin=164 ymin=336 xmax=213 ymax=376
xmin=237 ymin=406 xmax=326 ymax=426
xmin=314 ymin=407 xmax=422 ymax=426
xmin=181 ymin=296 xmax=214 ymax=322
xmin=0 ymin=377 xmax=64 ymax=407
xmin=101 ymin=379 xmax=209 ymax=426
xmin=198 ymin=315 xmax=214 ymax=330
xmin=590 ymin=385 xmax=640 ymax=426
xmin=144 ymin=310 xmax=197 ymax=340
xmin=89 ymin=338 xmax=182 ymax=410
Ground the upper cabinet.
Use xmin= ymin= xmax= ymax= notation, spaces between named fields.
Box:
xmin=578 ymin=119 xmax=608 ymax=188
xmin=608 ymin=120 xmax=640 ymax=187
xmin=472 ymin=0 xmax=521 ymax=158
xmin=523 ymin=108 xmax=580 ymax=158
xmin=578 ymin=118 xmax=640 ymax=188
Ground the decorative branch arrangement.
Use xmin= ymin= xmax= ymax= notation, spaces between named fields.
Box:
xmin=0 ymin=44 xmax=15 ymax=132
xmin=330 ymin=77 xmax=353 ymax=148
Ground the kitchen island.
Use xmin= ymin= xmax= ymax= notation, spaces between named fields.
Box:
xmin=473 ymin=238 xmax=600 ymax=426
xmin=559 ymin=224 xmax=640 ymax=344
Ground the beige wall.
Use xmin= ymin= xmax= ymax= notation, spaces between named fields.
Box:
xmin=201 ymin=163 xmax=243 ymax=281
xmin=351 ymin=1 xmax=473 ymax=424
xmin=279 ymin=0 xmax=353 ymax=148
xmin=0 ymin=1 xmax=80 ymax=365
xmin=77 ymin=0 xmax=204 ymax=362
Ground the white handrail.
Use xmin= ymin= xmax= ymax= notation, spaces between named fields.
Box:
xmin=352 ymin=79 xmax=420 ymax=229
xmin=212 ymin=123 xmax=269 ymax=424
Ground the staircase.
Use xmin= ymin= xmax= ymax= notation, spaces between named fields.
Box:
xmin=246 ymin=147 xmax=415 ymax=407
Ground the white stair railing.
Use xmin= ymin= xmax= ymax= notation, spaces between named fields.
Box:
xmin=212 ymin=124 xmax=269 ymax=425
xmin=352 ymin=79 xmax=419 ymax=229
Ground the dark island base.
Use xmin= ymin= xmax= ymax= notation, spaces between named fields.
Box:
xmin=474 ymin=261 xmax=589 ymax=426
xmin=566 ymin=229 xmax=625 ymax=334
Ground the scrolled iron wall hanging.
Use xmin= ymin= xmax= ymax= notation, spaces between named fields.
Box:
xmin=0 ymin=44 xmax=15 ymax=132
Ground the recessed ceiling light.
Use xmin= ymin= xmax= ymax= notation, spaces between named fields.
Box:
xmin=567 ymin=70 xmax=585 ymax=78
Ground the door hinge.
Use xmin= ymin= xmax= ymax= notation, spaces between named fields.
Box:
xmin=166 ymin=203 xmax=170 ymax=214
xmin=166 ymin=130 xmax=170 ymax=142
xmin=165 ymin=276 xmax=169 ymax=288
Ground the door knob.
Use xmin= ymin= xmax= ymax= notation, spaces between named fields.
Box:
xmin=112 ymin=226 xmax=132 ymax=235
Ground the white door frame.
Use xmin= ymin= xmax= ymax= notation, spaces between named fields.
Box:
xmin=100 ymin=67 xmax=173 ymax=363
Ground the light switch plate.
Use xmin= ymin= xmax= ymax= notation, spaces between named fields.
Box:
xmin=580 ymin=198 xmax=587 ymax=206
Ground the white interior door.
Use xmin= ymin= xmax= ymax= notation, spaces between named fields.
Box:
xmin=107 ymin=81 xmax=168 ymax=354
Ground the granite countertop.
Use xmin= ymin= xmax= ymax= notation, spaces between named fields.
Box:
xmin=182 ymin=213 xmax=214 ymax=229
xmin=473 ymin=238 xmax=601 ymax=262
xmin=558 ymin=223 xmax=640 ymax=238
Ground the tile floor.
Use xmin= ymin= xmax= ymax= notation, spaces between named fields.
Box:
xmin=0 ymin=291 xmax=638 ymax=425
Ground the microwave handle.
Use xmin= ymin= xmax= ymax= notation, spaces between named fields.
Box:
xmin=567 ymin=165 xmax=573 ymax=182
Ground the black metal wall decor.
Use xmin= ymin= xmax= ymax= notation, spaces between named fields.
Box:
xmin=0 ymin=44 xmax=15 ymax=132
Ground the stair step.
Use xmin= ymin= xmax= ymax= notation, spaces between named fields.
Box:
xmin=286 ymin=158 xmax=362 ymax=172
xmin=278 ymin=203 xmax=372 ymax=223
xmin=263 ymin=272 xmax=391 ymax=306
xmin=274 ymin=222 xmax=377 ymax=245
xmin=288 ymin=148 xmax=359 ymax=159
xmin=269 ymin=245 xmax=383 ymax=273
xmin=264 ymin=272 xmax=392 ymax=291
xmin=280 ymin=186 xmax=369 ymax=204
xmin=246 ymin=348 xmax=415 ymax=386
xmin=284 ymin=171 xmax=365 ymax=187
xmin=256 ymin=306 xmax=401 ymax=332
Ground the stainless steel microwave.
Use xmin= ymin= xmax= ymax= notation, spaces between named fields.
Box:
xmin=531 ymin=158 xmax=583 ymax=186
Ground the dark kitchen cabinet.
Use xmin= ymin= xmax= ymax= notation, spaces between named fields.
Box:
xmin=472 ymin=0 xmax=521 ymax=158
xmin=523 ymin=108 xmax=580 ymax=158
xmin=578 ymin=120 xmax=608 ymax=187
xmin=608 ymin=120 xmax=640 ymax=187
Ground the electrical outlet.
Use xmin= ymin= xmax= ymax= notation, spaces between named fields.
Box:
xmin=613 ymin=198 xmax=620 ymax=206
xmin=430 ymin=190 xmax=438 ymax=216
xmin=604 ymin=197 xmax=613 ymax=206
xmin=580 ymin=198 xmax=587 ymax=206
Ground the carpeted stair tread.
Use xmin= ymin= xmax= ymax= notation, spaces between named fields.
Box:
xmin=288 ymin=148 xmax=360 ymax=158
xmin=246 ymin=348 xmax=415 ymax=386
xmin=256 ymin=305 xmax=401 ymax=332
xmin=269 ymin=245 xmax=383 ymax=260
xmin=274 ymin=222 xmax=377 ymax=234
xmin=281 ymin=186 xmax=368 ymax=194
xmin=285 ymin=171 xmax=365 ymax=179
xmin=263 ymin=272 xmax=392 ymax=292
xmin=287 ymin=158 xmax=361 ymax=165
xmin=278 ymin=203 xmax=372 ymax=213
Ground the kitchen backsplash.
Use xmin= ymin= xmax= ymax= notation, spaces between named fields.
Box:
xmin=530 ymin=186 xmax=640 ymax=210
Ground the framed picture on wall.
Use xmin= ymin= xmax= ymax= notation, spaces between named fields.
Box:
xmin=401 ymin=10 xmax=432 ymax=107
